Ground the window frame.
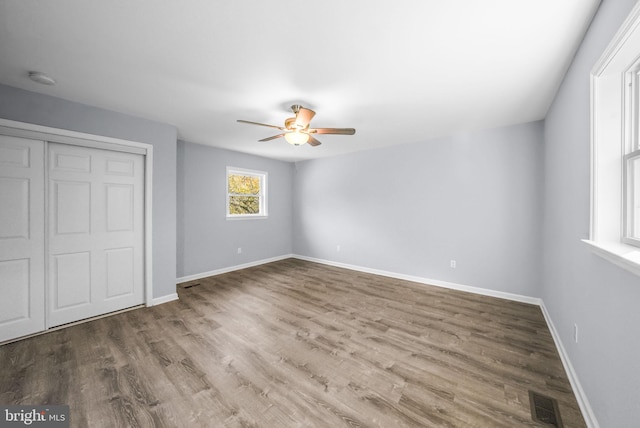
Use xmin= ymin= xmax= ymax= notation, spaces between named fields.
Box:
xmin=623 ymin=67 xmax=640 ymax=246
xmin=586 ymin=1 xmax=640 ymax=277
xmin=226 ymin=166 xmax=268 ymax=220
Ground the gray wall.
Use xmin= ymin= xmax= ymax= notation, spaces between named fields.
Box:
xmin=543 ymin=0 xmax=640 ymax=426
xmin=177 ymin=141 xmax=293 ymax=278
xmin=293 ymin=121 xmax=544 ymax=297
xmin=0 ymin=84 xmax=178 ymax=300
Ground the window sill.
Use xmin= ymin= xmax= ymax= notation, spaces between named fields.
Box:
xmin=226 ymin=215 xmax=268 ymax=221
xmin=582 ymin=239 xmax=640 ymax=277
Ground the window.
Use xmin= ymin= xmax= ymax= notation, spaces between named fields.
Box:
xmin=623 ymin=67 xmax=640 ymax=246
xmin=226 ymin=167 xmax=267 ymax=219
xmin=587 ymin=1 xmax=640 ymax=276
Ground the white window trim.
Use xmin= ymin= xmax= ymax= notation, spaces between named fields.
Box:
xmin=226 ymin=166 xmax=268 ymax=220
xmin=586 ymin=0 xmax=640 ymax=277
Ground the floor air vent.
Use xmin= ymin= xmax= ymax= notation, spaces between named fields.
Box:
xmin=181 ymin=282 xmax=200 ymax=289
xmin=529 ymin=390 xmax=563 ymax=427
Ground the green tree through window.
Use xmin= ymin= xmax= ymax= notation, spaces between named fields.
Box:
xmin=226 ymin=168 xmax=267 ymax=217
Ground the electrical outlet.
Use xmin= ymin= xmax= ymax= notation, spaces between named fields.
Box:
xmin=574 ymin=324 xmax=578 ymax=343
xmin=450 ymin=260 xmax=457 ymax=268
xmin=237 ymin=247 xmax=242 ymax=254
xmin=336 ymin=245 xmax=341 ymax=252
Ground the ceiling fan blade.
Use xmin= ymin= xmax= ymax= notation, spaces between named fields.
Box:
xmin=258 ymin=134 xmax=285 ymax=142
xmin=237 ymin=119 xmax=285 ymax=130
xmin=309 ymin=128 xmax=356 ymax=135
xmin=307 ymin=135 xmax=322 ymax=146
xmin=294 ymin=107 xmax=316 ymax=128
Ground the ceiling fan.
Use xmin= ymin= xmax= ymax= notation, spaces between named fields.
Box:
xmin=237 ymin=105 xmax=356 ymax=147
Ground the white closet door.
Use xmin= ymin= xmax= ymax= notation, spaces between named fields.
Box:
xmin=48 ymin=143 xmax=144 ymax=327
xmin=0 ymin=136 xmax=45 ymax=342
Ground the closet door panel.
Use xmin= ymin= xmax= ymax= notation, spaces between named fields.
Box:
xmin=0 ymin=136 xmax=45 ymax=342
xmin=52 ymin=251 xmax=92 ymax=309
xmin=0 ymin=177 xmax=29 ymax=239
xmin=53 ymin=180 xmax=91 ymax=235
xmin=48 ymin=143 xmax=144 ymax=327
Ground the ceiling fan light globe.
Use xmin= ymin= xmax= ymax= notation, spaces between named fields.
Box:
xmin=284 ymin=131 xmax=309 ymax=146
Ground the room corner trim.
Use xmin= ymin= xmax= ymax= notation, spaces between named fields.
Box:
xmin=539 ymin=301 xmax=600 ymax=428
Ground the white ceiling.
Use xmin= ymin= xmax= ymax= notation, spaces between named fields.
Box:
xmin=0 ymin=0 xmax=600 ymax=162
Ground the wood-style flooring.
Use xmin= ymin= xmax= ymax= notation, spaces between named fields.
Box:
xmin=0 ymin=259 xmax=586 ymax=427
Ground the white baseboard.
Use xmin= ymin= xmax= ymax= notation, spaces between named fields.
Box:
xmin=539 ymin=302 xmax=600 ymax=428
xmin=293 ymin=254 xmax=540 ymax=305
xmin=149 ymin=293 xmax=179 ymax=306
xmin=175 ymin=254 xmax=294 ymax=284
